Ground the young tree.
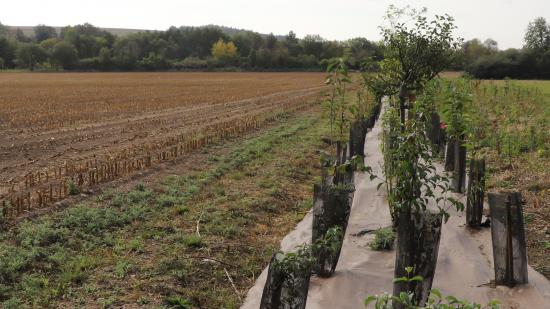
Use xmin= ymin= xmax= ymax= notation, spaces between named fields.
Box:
xmin=524 ymin=17 xmax=550 ymax=52
xmin=372 ymin=6 xmax=462 ymax=306
xmin=211 ymin=39 xmax=238 ymax=61
xmin=378 ymin=5 xmax=461 ymax=123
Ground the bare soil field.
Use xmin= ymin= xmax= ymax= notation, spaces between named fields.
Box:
xmin=0 ymin=72 xmax=326 ymax=219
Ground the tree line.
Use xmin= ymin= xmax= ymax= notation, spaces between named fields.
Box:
xmin=455 ymin=17 xmax=550 ymax=79
xmin=0 ymin=23 xmax=382 ymax=71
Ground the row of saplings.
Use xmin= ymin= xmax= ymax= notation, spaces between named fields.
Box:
xmin=259 ymin=90 xmax=529 ymax=308
xmin=259 ymin=99 xmax=383 ymax=308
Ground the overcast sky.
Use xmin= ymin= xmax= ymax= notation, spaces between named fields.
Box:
xmin=1 ymin=0 xmax=549 ymax=49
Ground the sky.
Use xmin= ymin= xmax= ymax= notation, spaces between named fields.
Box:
xmin=1 ymin=0 xmax=549 ymax=49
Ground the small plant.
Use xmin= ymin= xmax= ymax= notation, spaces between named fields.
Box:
xmin=369 ymin=227 xmax=396 ymax=250
xmin=164 ymin=296 xmax=192 ymax=309
xmin=157 ymin=194 xmax=177 ymax=207
xmin=67 ymin=181 xmax=79 ymax=195
xmin=135 ymin=183 xmax=146 ymax=191
xmin=175 ymin=205 xmax=189 ymax=215
xmin=524 ymin=213 xmax=534 ymax=225
xmin=365 ymin=268 xmax=500 ymax=308
xmin=311 ymin=226 xmax=344 ymax=276
xmin=181 ymin=234 xmax=203 ymax=248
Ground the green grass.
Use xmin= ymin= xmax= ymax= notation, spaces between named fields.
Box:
xmin=0 ymin=110 xmax=330 ymax=308
xmin=439 ymin=76 xmax=550 ymax=281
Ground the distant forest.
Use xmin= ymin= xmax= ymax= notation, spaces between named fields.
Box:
xmin=0 ymin=23 xmax=381 ymax=72
xmin=1 ymin=18 xmax=550 ymax=78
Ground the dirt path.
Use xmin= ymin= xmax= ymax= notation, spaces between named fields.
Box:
xmin=241 ymin=102 xmax=550 ymax=308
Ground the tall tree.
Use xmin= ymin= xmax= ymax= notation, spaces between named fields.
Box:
xmin=524 ymin=17 xmax=550 ymax=52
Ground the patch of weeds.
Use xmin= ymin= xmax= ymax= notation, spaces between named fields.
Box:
xmin=175 ymin=205 xmax=189 ymax=215
xmin=157 ymin=194 xmax=178 ymax=207
xmin=268 ymin=187 xmax=283 ymax=198
xmin=58 ymin=255 xmax=99 ymax=291
xmin=110 ymin=193 xmax=126 ymax=207
xmin=369 ymin=227 xmax=396 ymax=250
xmin=83 ymin=283 xmax=98 ymax=294
xmin=156 ymin=257 xmax=191 ymax=274
xmin=99 ymin=296 xmax=117 ymax=308
xmin=2 ymin=298 xmax=22 ymax=309
xmin=114 ymin=260 xmax=133 ymax=278
xmin=114 ymin=237 xmax=145 ymax=254
xmin=126 ymin=237 xmax=145 ymax=253
xmin=543 ymin=240 xmax=550 ymax=250
xmin=258 ymin=178 xmax=275 ymax=189
xmin=208 ymin=223 xmax=239 ymax=239
xmin=60 ymin=204 xmax=149 ymax=236
xmin=164 ymin=296 xmax=193 ymax=308
xmin=135 ymin=183 xmax=146 ymax=191
xmin=259 ymin=203 xmax=278 ymax=213
xmin=96 ymin=189 xmax=117 ymax=202
xmin=21 ymin=273 xmax=49 ymax=297
xmin=230 ymin=172 xmax=244 ymax=180
xmin=524 ymin=213 xmax=534 ymax=225
xmin=137 ymin=296 xmax=150 ymax=305
xmin=535 ymin=265 xmax=550 ymax=277
xmin=207 ymin=155 xmax=220 ymax=163
xmin=126 ymin=189 xmax=153 ymax=204
xmin=493 ymin=179 xmax=513 ymax=189
xmin=213 ymin=185 xmax=226 ymax=197
xmin=16 ymin=220 xmax=68 ymax=248
xmin=67 ymin=181 xmax=80 ymax=195
xmin=181 ymin=234 xmax=203 ymax=248
xmin=296 ymin=199 xmax=313 ymax=212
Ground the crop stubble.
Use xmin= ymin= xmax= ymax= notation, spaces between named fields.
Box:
xmin=0 ymin=72 xmax=325 ymax=218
